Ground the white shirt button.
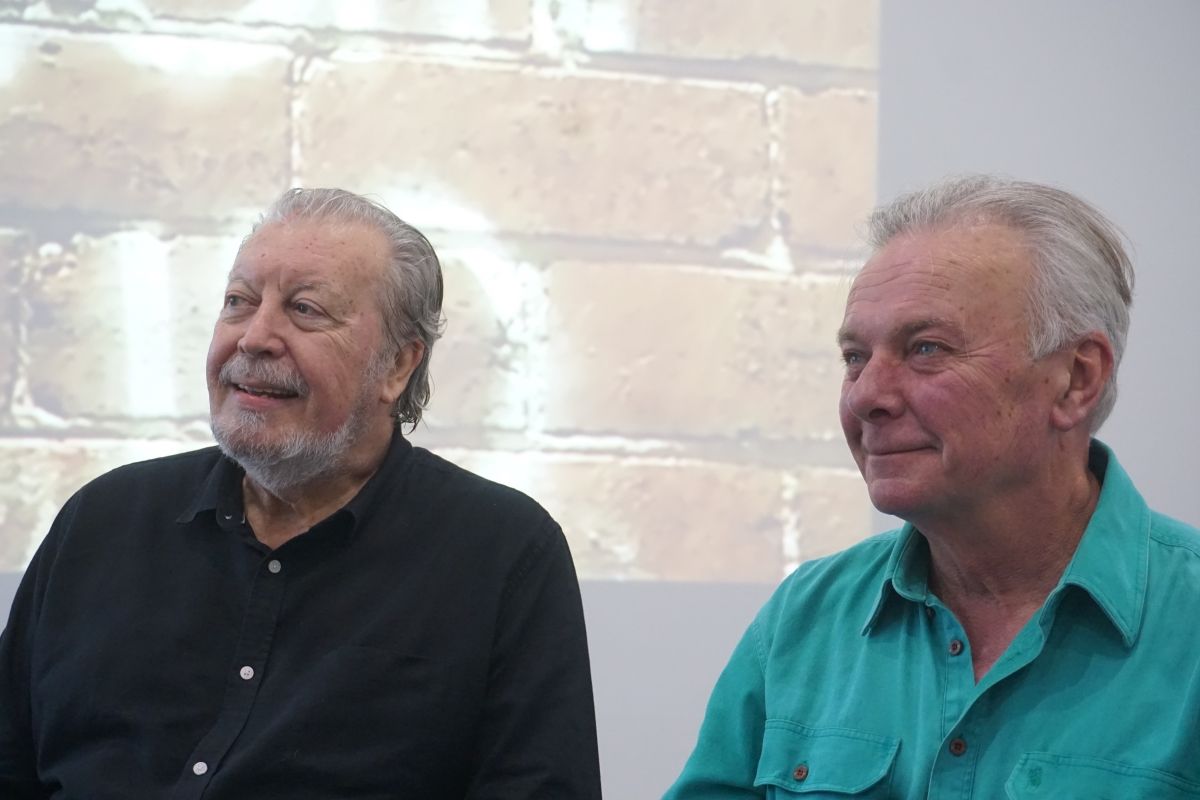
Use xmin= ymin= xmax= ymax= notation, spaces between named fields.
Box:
xmin=267 ymin=559 xmax=282 ymax=574
xmin=193 ymin=761 xmax=208 ymax=776
xmin=239 ymin=666 xmax=255 ymax=680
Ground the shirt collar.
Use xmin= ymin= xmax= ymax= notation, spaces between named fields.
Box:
xmin=861 ymin=523 xmax=926 ymax=635
xmin=339 ymin=428 xmax=413 ymax=530
xmin=174 ymin=429 xmax=415 ymax=537
xmin=176 ymin=451 xmax=243 ymax=525
xmin=1052 ymin=440 xmax=1150 ymax=647
xmin=861 ymin=439 xmax=1150 ymax=646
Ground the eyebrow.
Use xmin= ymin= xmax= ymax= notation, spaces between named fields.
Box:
xmin=837 ymin=316 xmax=961 ymax=346
xmin=290 ymin=280 xmax=335 ymax=294
xmin=222 ymin=276 xmax=336 ymax=295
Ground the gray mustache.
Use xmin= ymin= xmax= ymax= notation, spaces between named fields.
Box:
xmin=218 ymin=354 xmax=309 ymax=396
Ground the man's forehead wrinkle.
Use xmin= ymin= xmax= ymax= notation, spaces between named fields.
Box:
xmin=897 ymin=316 xmax=959 ymax=334
xmin=291 ymin=278 xmax=336 ymax=293
xmin=847 ymin=262 xmax=959 ymax=310
xmin=838 ymin=313 xmax=962 ymax=346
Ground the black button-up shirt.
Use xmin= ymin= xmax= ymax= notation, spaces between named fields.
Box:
xmin=0 ymin=432 xmax=601 ymax=799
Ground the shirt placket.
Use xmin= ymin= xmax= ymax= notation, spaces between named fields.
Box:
xmin=926 ymin=603 xmax=1051 ymax=800
xmin=923 ymin=600 xmax=979 ymax=800
xmin=169 ymin=552 xmax=288 ymax=800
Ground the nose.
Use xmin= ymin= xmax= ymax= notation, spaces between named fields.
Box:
xmin=236 ymin=304 xmax=286 ymax=358
xmin=842 ymin=354 xmax=905 ymax=422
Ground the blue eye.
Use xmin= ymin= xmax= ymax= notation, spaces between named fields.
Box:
xmin=224 ymin=295 xmax=243 ymax=308
xmin=913 ymin=341 xmax=941 ymax=356
xmin=294 ymin=301 xmax=315 ymax=315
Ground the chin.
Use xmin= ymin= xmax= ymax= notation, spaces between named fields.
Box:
xmin=212 ymin=425 xmax=343 ymax=495
xmin=865 ymin=482 xmax=926 ymax=521
xmin=210 ymin=405 xmax=371 ymax=495
xmin=211 ymin=409 xmax=268 ymax=448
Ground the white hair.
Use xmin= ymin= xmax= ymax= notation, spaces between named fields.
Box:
xmin=244 ymin=188 xmax=446 ymax=429
xmin=867 ymin=175 xmax=1134 ymax=431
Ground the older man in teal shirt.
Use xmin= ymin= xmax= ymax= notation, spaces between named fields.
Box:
xmin=666 ymin=176 xmax=1200 ymax=798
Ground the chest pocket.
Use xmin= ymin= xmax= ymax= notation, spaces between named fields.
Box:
xmin=1006 ymin=753 xmax=1200 ymax=800
xmin=754 ymin=720 xmax=899 ymax=797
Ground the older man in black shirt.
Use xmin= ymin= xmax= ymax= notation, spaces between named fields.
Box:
xmin=0 ymin=189 xmax=601 ymax=799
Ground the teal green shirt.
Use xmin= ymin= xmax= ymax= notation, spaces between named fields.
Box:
xmin=665 ymin=442 xmax=1200 ymax=799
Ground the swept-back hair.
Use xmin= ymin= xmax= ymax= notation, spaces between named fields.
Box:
xmin=247 ymin=188 xmax=445 ymax=428
xmin=867 ymin=175 xmax=1134 ymax=431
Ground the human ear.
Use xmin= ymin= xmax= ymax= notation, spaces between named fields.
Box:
xmin=380 ymin=341 xmax=425 ymax=405
xmin=1049 ymin=333 xmax=1114 ymax=431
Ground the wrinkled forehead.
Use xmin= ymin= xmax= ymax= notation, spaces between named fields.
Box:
xmin=229 ymin=217 xmax=390 ymax=283
xmin=850 ymin=223 xmax=1034 ymax=302
xmin=840 ymin=224 xmax=1037 ymax=346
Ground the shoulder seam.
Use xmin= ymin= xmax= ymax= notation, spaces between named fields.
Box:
xmin=500 ymin=519 xmax=562 ymax=602
xmin=1149 ymin=531 xmax=1200 ymax=558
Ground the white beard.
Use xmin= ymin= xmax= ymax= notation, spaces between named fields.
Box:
xmin=210 ymin=350 xmax=392 ymax=496
xmin=212 ymin=406 xmax=370 ymax=496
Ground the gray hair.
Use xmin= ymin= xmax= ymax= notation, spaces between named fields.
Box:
xmin=866 ymin=174 xmax=1134 ymax=432
xmin=244 ymin=188 xmax=446 ymax=429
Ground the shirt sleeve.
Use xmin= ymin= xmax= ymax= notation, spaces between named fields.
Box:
xmin=661 ymin=617 xmax=769 ymax=799
xmin=464 ymin=521 xmax=602 ymax=800
xmin=0 ymin=496 xmax=76 ymax=800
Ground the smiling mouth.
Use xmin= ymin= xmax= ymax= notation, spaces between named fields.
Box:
xmin=868 ymin=446 xmax=933 ymax=456
xmin=234 ymin=384 xmax=299 ymax=399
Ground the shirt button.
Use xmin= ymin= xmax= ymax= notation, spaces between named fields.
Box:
xmin=267 ymin=559 xmax=282 ymax=574
xmin=949 ymin=737 xmax=968 ymax=756
xmin=192 ymin=761 xmax=208 ymax=776
xmin=239 ymin=666 xmax=255 ymax=681
xmin=949 ymin=639 xmax=964 ymax=656
xmin=924 ymin=606 xmax=935 ymax=620
xmin=792 ymin=763 xmax=809 ymax=781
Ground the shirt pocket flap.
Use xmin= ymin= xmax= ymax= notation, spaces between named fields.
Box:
xmin=754 ymin=720 xmax=900 ymax=794
xmin=1006 ymin=753 xmax=1200 ymax=799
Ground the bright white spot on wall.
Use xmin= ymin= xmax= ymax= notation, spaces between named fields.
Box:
xmin=380 ymin=184 xmax=538 ymax=430
xmin=245 ymin=0 xmax=380 ymax=31
xmin=723 ymin=233 xmax=796 ymax=274
xmin=530 ymin=0 xmax=560 ymax=55
xmin=237 ymin=0 xmax=498 ymax=37
xmin=115 ymin=232 xmax=177 ymax=417
xmin=452 ymin=449 xmax=541 ymax=508
xmin=425 ymin=0 xmax=495 ymax=39
xmin=455 ymin=246 xmax=527 ymax=331
xmin=377 ymin=185 xmax=498 ymax=234
xmin=583 ymin=0 xmax=638 ymax=51
xmin=0 ymin=27 xmax=36 ymax=87
xmin=115 ymin=35 xmax=278 ymax=77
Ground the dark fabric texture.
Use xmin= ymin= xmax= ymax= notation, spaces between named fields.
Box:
xmin=0 ymin=432 xmax=601 ymax=799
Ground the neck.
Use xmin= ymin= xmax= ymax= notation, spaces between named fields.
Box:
xmin=923 ymin=452 xmax=1099 ymax=606
xmin=918 ymin=440 xmax=1101 ymax=680
xmin=242 ymin=427 xmax=394 ymax=550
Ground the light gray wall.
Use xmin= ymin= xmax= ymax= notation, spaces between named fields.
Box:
xmin=586 ymin=580 xmax=773 ymax=799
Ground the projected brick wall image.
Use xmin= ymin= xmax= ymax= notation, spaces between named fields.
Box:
xmin=0 ymin=0 xmax=877 ymax=580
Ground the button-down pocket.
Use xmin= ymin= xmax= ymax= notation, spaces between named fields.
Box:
xmin=754 ymin=719 xmax=899 ymax=796
xmin=1006 ymin=753 xmax=1200 ymax=799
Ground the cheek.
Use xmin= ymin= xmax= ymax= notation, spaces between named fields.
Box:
xmin=205 ymin=333 xmax=232 ymax=385
xmin=838 ymin=396 xmax=860 ymax=436
xmin=306 ymin=360 xmax=362 ymax=406
xmin=205 ymin=321 xmax=251 ymax=383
